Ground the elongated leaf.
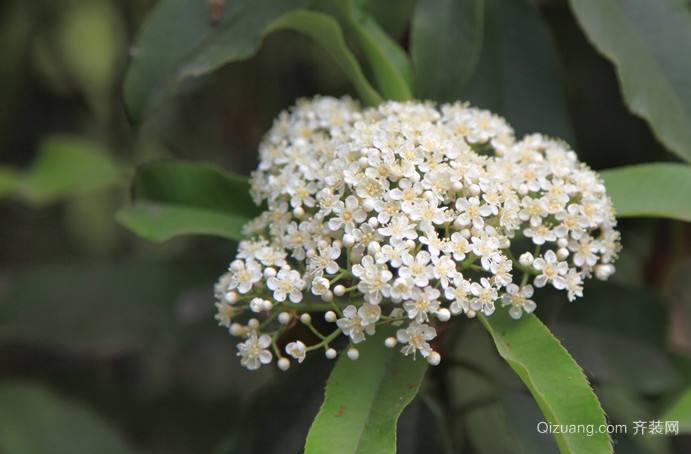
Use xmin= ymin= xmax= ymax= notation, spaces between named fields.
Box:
xmin=0 ymin=135 xmax=122 ymax=204
xmin=479 ymin=310 xmax=612 ymax=453
xmin=324 ymin=0 xmax=412 ymax=100
xmin=411 ymin=0 xmax=484 ymax=101
xmin=660 ymin=386 xmax=691 ymax=434
xmin=304 ymin=328 xmax=428 ymax=454
xmin=601 ymin=163 xmax=691 ymax=222
xmin=568 ymin=0 xmax=691 ymax=163
xmin=265 ymin=10 xmax=382 ymax=105
xmin=117 ymin=160 xmax=259 ymax=242
xmin=0 ymin=383 xmax=134 ymax=454
xmin=462 ymin=0 xmax=575 ymax=142
xmin=117 ymin=203 xmax=248 ymax=242
xmin=124 ymin=0 xmax=309 ymax=121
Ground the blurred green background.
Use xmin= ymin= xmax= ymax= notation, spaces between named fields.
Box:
xmin=0 ymin=0 xmax=690 ymax=453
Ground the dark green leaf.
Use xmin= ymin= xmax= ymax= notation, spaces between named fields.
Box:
xmin=124 ymin=0 xmax=310 ymax=121
xmin=461 ymin=0 xmax=575 ymax=142
xmin=0 ymin=383 xmax=134 ymax=454
xmin=304 ymin=327 xmax=428 ymax=454
xmin=601 ymin=163 xmax=691 ymax=222
xmin=117 ymin=160 xmax=259 ymax=242
xmin=480 ymin=310 xmax=612 ymax=453
xmin=568 ymin=0 xmax=691 ymax=163
xmin=411 ymin=0 xmax=484 ymax=102
xmin=265 ymin=9 xmax=383 ymax=105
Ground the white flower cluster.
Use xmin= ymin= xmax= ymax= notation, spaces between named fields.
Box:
xmin=214 ymin=96 xmax=620 ymax=371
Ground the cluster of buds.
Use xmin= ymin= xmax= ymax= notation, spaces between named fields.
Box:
xmin=214 ymin=96 xmax=620 ymax=370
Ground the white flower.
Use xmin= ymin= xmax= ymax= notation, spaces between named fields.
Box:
xmin=397 ymin=323 xmax=437 ymax=358
xmin=237 ymin=333 xmax=273 ymax=370
xmin=336 ymin=305 xmax=375 ymax=343
xmin=399 ymin=251 xmax=434 ymax=287
xmin=310 ymin=276 xmax=331 ymax=296
xmin=328 ymin=195 xmax=367 ymax=233
xmin=470 ymin=277 xmax=498 ymax=316
xmin=532 ymin=250 xmax=568 ymax=289
xmin=286 ymin=341 xmax=307 ymax=363
xmin=445 ymin=276 xmax=471 ymax=315
xmin=228 ymin=259 xmax=262 ymax=294
xmin=352 ymin=255 xmax=393 ymax=304
xmin=267 ymin=268 xmax=306 ymax=302
xmin=403 ymin=287 xmax=441 ymax=323
xmin=501 ymin=284 xmax=536 ymax=319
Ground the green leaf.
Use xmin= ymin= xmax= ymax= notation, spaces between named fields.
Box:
xmin=479 ymin=310 xmax=612 ymax=454
xmin=304 ymin=327 xmax=428 ymax=454
xmin=324 ymin=0 xmax=412 ymax=100
xmin=265 ymin=9 xmax=383 ymax=105
xmin=411 ymin=0 xmax=484 ymax=102
xmin=0 ymin=383 xmax=134 ymax=454
xmin=117 ymin=203 xmax=249 ymax=243
xmin=660 ymin=386 xmax=691 ymax=434
xmin=117 ymin=160 xmax=259 ymax=242
xmin=601 ymin=163 xmax=691 ymax=222
xmin=124 ymin=0 xmax=385 ymax=121
xmin=124 ymin=0 xmax=310 ymax=121
xmin=412 ymin=0 xmax=574 ymax=142
xmin=0 ymin=135 xmax=122 ymax=205
xmin=568 ymin=0 xmax=691 ymax=163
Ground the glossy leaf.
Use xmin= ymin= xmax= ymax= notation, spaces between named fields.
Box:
xmin=411 ymin=0 xmax=484 ymax=101
xmin=304 ymin=328 xmax=428 ymax=454
xmin=124 ymin=0 xmax=310 ymax=121
xmin=117 ymin=160 xmax=258 ymax=242
xmin=568 ymin=0 xmax=691 ymax=163
xmin=601 ymin=163 xmax=691 ymax=222
xmin=480 ymin=310 xmax=612 ymax=453
xmin=660 ymin=386 xmax=691 ymax=434
xmin=0 ymin=383 xmax=134 ymax=454
xmin=265 ymin=10 xmax=383 ymax=105
xmin=325 ymin=0 xmax=412 ymax=100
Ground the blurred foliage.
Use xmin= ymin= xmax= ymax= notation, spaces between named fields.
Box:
xmin=0 ymin=0 xmax=690 ymax=453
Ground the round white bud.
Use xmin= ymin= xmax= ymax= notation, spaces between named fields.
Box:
xmin=367 ymin=241 xmax=381 ymax=254
xmin=262 ymin=300 xmax=273 ymax=311
xmin=367 ymin=217 xmax=379 ymax=228
xmin=334 ymin=285 xmax=346 ymax=296
xmin=466 ymin=309 xmax=477 ymax=319
xmin=230 ymin=260 xmax=243 ymax=271
xmin=518 ymin=252 xmax=534 ymax=267
xmin=325 ymin=348 xmax=337 ymax=359
xmin=229 ymin=323 xmax=244 ymax=336
xmin=557 ymin=238 xmax=569 ymax=248
xmin=343 ymin=234 xmax=355 ymax=248
xmin=292 ymin=206 xmax=305 ymax=218
xmin=347 ymin=348 xmax=359 ymax=360
xmin=278 ymin=312 xmax=291 ymax=324
xmin=595 ymin=264 xmax=615 ymax=280
xmin=557 ymin=248 xmax=570 ymax=260
xmin=332 ymin=240 xmax=343 ymax=249
xmin=250 ymin=298 xmax=265 ymax=313
xmin=321 ymin=291 xmax=334 ymax=302
xmin=277 ymin=358 xmax=290 ymax=371
xmin=427 ymin=351 xmax=441 ymax=366
xmin=452 ymin=181 xmax=463 ymax=191
xmin=436 ymin=308 xmax=451 ymax=322
xmin=305 ymin=249 xmax=316 ymax=258
xmin=324 ymin=311 xmax=337 ymax=323
xmin=263 ymin=267 xmax=277 ymax=278
xmin=300 ymin=313 xmax=312 ymax=324
xmin=248 ymin=318 xmax=259 ymax=329
xmin=225 ymin=291 xmax=239 ymax=304
xmin=384 ymin=337 xmax=397 ymax=348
